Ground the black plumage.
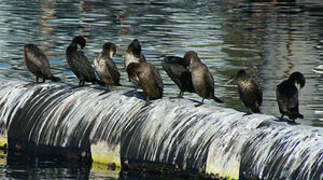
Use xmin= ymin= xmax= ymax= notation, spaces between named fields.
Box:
xmin=161 ymin=56 xmax=195 ymax=97
xmin=186 ymin=51 xmax=223 ymax=106
xmin=94 ymin=42 xmax=120 ymax=86
xmin=24 ymin=44 xmax=60 ymax=83
xmin=124 ymin=39 xmax=146 ymax=83
xmin=124 ymin=39 xmax=146 ymax=68
xmin=276 ymin=72 xmax=305 ymax=121
xmin=126 ymin=62 xmax=163 ymax=100
xmin=66 ymin=36 xmax=104 ymax=86
xmin=236 ymin=70 xmax=263 ymax=114
xmin=124 ymin=39 xmax=163 ymax=101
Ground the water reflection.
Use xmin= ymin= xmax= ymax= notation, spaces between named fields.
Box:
xmin=0 ymin=149 xmax=118 ymax=179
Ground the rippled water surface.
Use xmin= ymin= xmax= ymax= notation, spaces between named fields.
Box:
xmin=0 ymin=0 xmax=322 ymax=179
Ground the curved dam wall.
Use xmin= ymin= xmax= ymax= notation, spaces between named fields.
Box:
xmin=0 ymin=79 xmax=322 ymax=179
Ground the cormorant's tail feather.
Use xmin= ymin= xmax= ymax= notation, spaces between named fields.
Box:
xmin=298 ymin=113 xmax=304 ymax=119
xmin=212 ymin=96 xmax=223 ymax=103
xmin=252 ymin=107 xmax=261 ymax=113
xmin=288 ymin=112 xmax=304 ymax=120
xmin=115 ymin=82 xmax=122 ymax=86
xmin=95 ymin=79 xmax=106 ymax=86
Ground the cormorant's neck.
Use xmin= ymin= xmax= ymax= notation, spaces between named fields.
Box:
xmin=102 ymin=49 xmax=110 ymax=56
xmin=131 ymin=50 xmax=141 ymax=59
xmin=127 ymin=44 xmax=141 ymax=58
xmin=66 ymin=43 xmax=82 ymax=55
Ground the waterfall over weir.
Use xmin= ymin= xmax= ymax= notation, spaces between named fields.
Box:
xmin=0 ymin=79 xmax=322 ymax=179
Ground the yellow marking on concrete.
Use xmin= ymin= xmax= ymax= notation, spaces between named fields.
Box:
xmin=206 ymin=141 xmax=240 ymax=179
xmin=0 ymin=132 xmax=8 ymax=149
xmin=206 ymin=162 xmax=239 ymax=180
xmin=0 ymin=149 xmax=7 ymax=166
xmin=90 ymin=141 xmax=121 ymax=167
xmin=0 ymin=133 xmax=8 ymax=166
xmin=91 ymin=162 xmax=120 ymax=179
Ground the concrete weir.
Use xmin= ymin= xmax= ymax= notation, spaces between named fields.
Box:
xmin=0 ymin=79 xmax=322 ymax=179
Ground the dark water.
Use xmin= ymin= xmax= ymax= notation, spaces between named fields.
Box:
xmin=0 ymin=0 xmax=322 ymax=179
xmin=0 ymin=150 xmax=119 ymax=179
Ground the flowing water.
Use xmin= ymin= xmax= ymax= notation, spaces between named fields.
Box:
xmin=0 ymin=80 xmax=322 ymax=179
xmin=0 ymin=0 xmax=322 ymax=179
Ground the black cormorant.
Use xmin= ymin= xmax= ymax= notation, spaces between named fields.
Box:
xmin=24 ymin=44 xmax=60 ymax=83
xmin=94 ymin=42 xmax=120 ymax=86
xmin=124 ymin=39 xmax=146 ymax=68
xmin=66 ymin=36 xmax=104 ymax=86
xmin=186 ymin=51 xmax=223 ymax=106
xmin=126 ymin=62 xmax=163 ymax=100
xmin=161 ymin=56 xmax=195 ymax=97
xmin=276 ymin=72 xmax=305 ymax=121
xmin=235 ymin=70 xmax=263 ymax=114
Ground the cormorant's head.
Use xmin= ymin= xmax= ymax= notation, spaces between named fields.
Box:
xmin=236 ymin=69 xmax=249 ymax=80
xmin=184 ymin=51 xmax=200 ymax=67
xmin=289 ymin=72 xmax=305 ymax=89
xmin=102 ymin=42 xmax=117 ymax=58
xmin=72 ymin=36 xmax=86 ymax=50
xmin=225 ymin=69 xmax=248 ymax=85
xmin=127 ymin=39 xmax=141 ymax=58
xmin=24 ymin=44 xmax=37 ymax=53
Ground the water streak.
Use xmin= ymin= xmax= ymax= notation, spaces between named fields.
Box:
xmin=0 ymin=79 xmax=322 ymax=179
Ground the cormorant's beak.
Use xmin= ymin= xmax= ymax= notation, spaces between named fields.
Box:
xmin=110 ymin=50 xmax=116 ymax=58
xmin=296 ymin=82 xmax=302 ymax=90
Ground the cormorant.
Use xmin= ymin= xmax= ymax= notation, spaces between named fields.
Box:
xmin=276 ymin=72 xmax=305 ymax=122
xmin=66 ymin=36 xmax=104 ymax=86
xmin=124 ymin=39 xmax=163 ymax=101
xmin=186 ymin=51 xmax=223 ymax=106
xmin=94 ymin=42 xmax=120 ymax=86
xmin=24 ymin=44 xmax=60 ymax=83
xmin=124 ymin=39 xmax=146 ymax=68
xmin=126 ymin=62 xmax=163 ymax=100
xmin=235 ymin=70 xmax=263 ymax=114
xmin=161 ymin=56 xmax=195 ymax=97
